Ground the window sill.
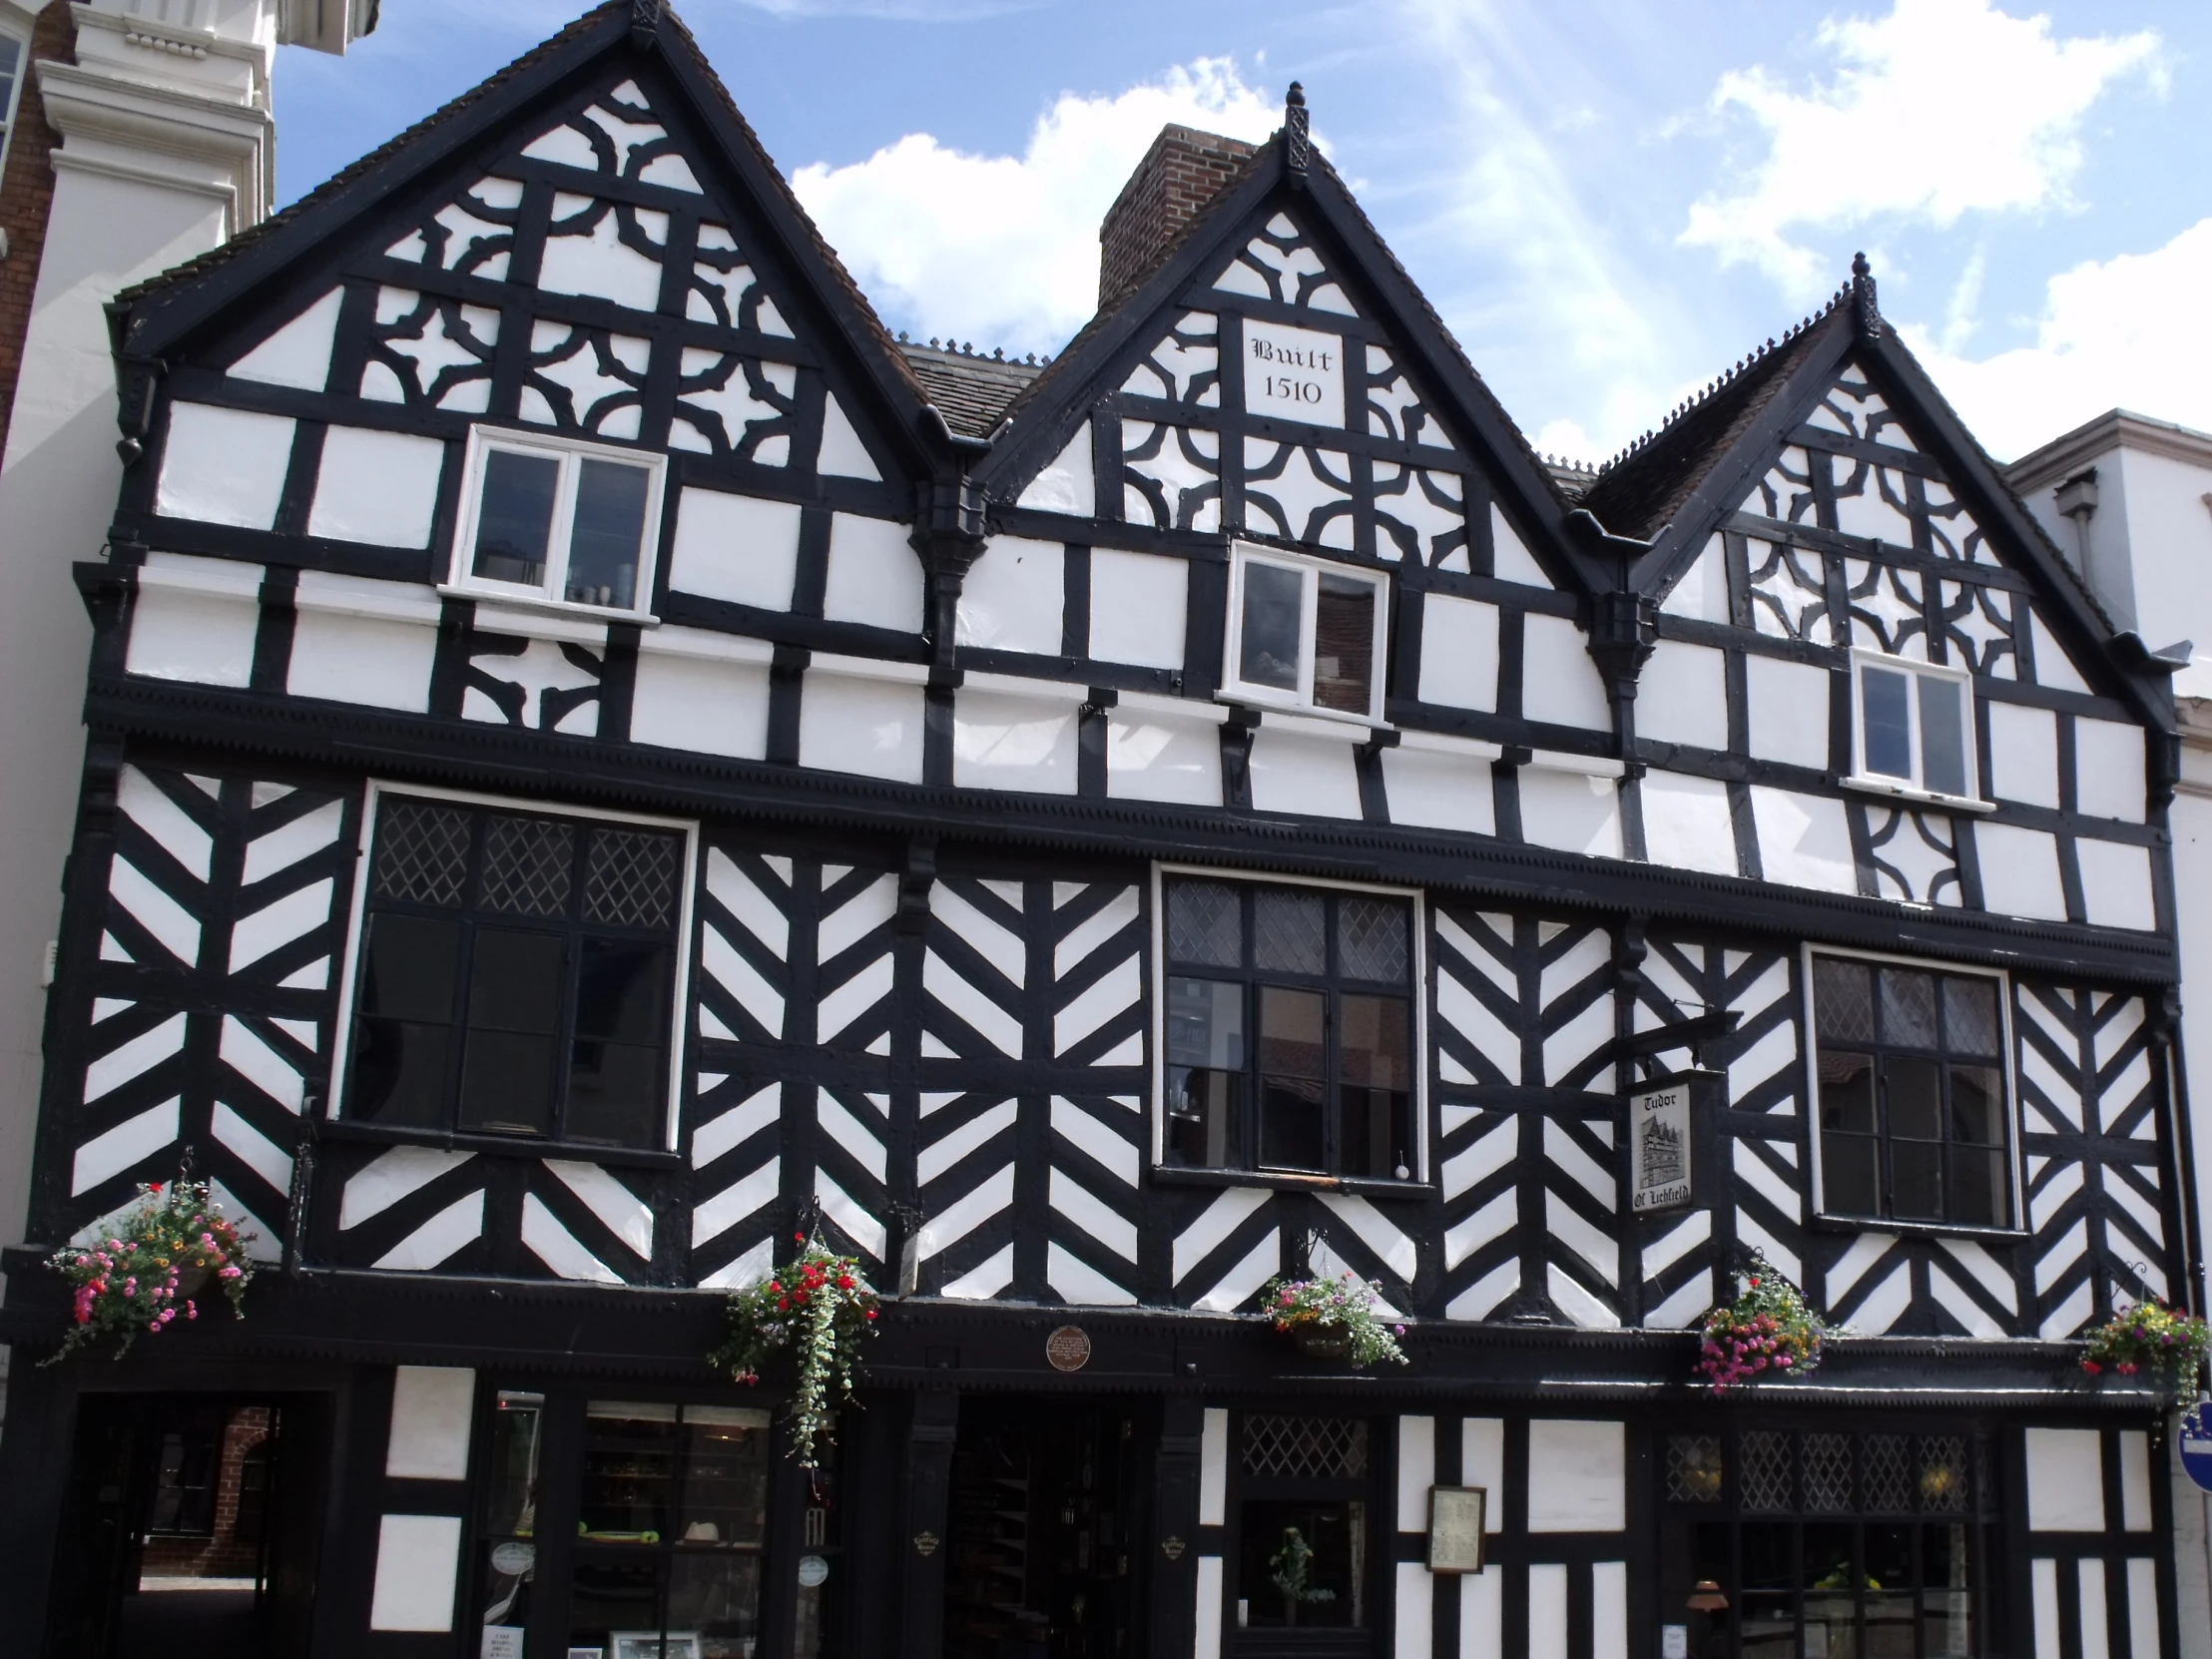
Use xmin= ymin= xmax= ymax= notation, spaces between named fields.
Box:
xmin=1149 ymin=1164 xmax=1434 ymax=1202
xmin=316 ymin=1117 xmax=683 ymax=1171
xmin=439 ymin=583 xmax=662 ymax=631
xmin=1807 ymin=1210 xmax=2026 ymax=1244
xmin=1215 ymin=693 xmax=1390 ymax=739
xmin=1840 ymin=775 xmax=1995 ymax=815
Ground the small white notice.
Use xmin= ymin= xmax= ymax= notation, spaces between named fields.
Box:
xmin=482 ymin=1629 xmax=524 ymax=1659
xmin=1661 ymin=1626 xmax=1689 ymax=1659
xmin=1629 ymin=1080 xmax=1694 ymax=1213
xmin=1244 ymin=318 xmax=1345 ymax=428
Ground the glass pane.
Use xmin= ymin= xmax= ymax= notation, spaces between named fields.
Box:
xmin=1253 ymin=889 xmax=1326 ymax=975
xmin=1950 ymin=1146 xmax=2011 ymax=1229
xmin=470 ymin=928 xmax=566 ymax=1032
xmin=474 ymin=448 xmax=561 ymax=588
xmin=1659 ymin=1517 xmax=1733 ymax=1659
xmin=1814 ymin=958 xmax=1875 ymax=1043
xmin=373 ymin=800 xmax=472 ymax=905
xmin=569 ymin=1554 xmax=664 ymax=1658
xmin=1880 ymin=968 xmax=1938 ymax=1048
xmin=678 ymin=1412 xmax=771 ymax=1546
xmin=1865 ymin=1523 xmax=1916 ymax=1658
xmin=1942 ymin=976 xmax=2000 ymax=1057
xmin=576 ymin=939 xmax=671 ymax=1041
xmin=361 ymin=912 xmax=460 ymax=1022
xmin=485 ymin=1392 xmax=544 ymax=1537
xmin=585 ymin=829 xmax=682 ymax=930
xmin=1235 ymin=1499 xmax=1365 ymax=1629
xmin=1862 ymin=664 xmax=1914 ymax=779
xmin=1239 ymin=560 xmax=1305 ymax=693
xmin=1822 ymin=1133 xmax=1880 ymax=1218
xmin=1166 ymin=977 xmax=1245 ymax=1169
xmin=462 ymin=929 xmax=563 ymax=1134
xmin=669 ymin=1552 xmax=762 ymax=1659
xmin=1886 ymin=1056 xmax=1941 ymax=1140
xmin=581 ymin=1403 xmax=680 ymax=1540
xmin=1337 ymin=896 xmax=1408 ymax=983
xmin=349 ymin=1019 xmax=448 ymax=1127
xmin=482 ymin=816 xmax=576 ymax=916
xmin=1804 ymin=1433 xmax=1854 ymax=1512
xmin=1166 ymin=880 xmax=1242 ymax=968
xmin=460 ymin=1031 xmax=557 ymax=1136
xmin=1258 ymin=986 xmax=1325 ymax=1172
xmin=1819 ymin=1050 xmax=1876 ymax=1132
xmin=1890 ymin=1136 xmax=1942 ymax=1221
xmin=568 ymin=458 xmax=652 ymax=609
xmin=1741 ymin=1521 xmax=1796 ymax=1659
xmin=1919 ymin=673 xmax=1967 ymax=798
xmin=1312 ymin=573 xmax=1377 ymax=715
xmin=1339 ymin=994 xmax=1410 ymax=1178
xmin=1665 ymin=1436 xmax=1726 ymax=1503
xmin=1803 ymin=1521 xmax=1858 ymax=1659
xmin=1948 ymin=1066 xmax=2004 ymax=1145
xmin=1923 ymin=1525 xmax=1974 ymax=1659
xmin=567 ymin=1041 xmax=665 ymax=1147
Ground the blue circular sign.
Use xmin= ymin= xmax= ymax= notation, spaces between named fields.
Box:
xmin=2181 ymin=1402 xmax=2212 ymax=1496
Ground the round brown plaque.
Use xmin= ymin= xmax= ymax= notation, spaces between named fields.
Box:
xmin=1045 ymin=1325 xmax=1092 ymax=1372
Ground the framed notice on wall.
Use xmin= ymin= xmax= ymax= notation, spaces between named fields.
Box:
xmin=1425 ymin=1486 xmax=1487 ymax=1573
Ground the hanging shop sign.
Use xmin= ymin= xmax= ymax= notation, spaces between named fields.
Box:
xmin=2181 ymin=1401 xmax=2212 ymax=1495
xmin=1627 ymin=1069 xmax=1722 ymax=1217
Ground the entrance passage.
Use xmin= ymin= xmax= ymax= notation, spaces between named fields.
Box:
xmin=45 ymin=1391 xmax=331 ymax=1659
xmin=943 ymin=1399 xmax=1138 ymax=1659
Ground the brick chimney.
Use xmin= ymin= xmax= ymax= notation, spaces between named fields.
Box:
xmin=1097 ymin=124 xmax=1259 ymax=307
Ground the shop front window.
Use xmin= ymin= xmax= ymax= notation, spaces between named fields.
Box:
xmin=1659 ymin=1425 xmax=1997 ymax=1659
xmin=1234 ymin=1414 xmax=1373 ymax=1636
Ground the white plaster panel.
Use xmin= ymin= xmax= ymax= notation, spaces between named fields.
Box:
xmin=1199 ymin=1407 xmax=1229 ymax=1525
xmin=1521 ymin=613 xmax=1610 ymax=731
xmin=823 ymin=513 xmax=923 ymax=632
xmin=1528 ymin=1564 xmax=1569 ymax=1659
xmin=1089 ymin=548 xmax=1188 ymax=670
xmin=156 ymin=402 xmax=295 ymax=530
xmin=1641 ymin=771 xmax=1740 ymax=876
xmin=1394 ymin=1561 xmax=1432 ymax=1659
xmin=1989 ymin=702 xmax=2061 ymax=809
xmin=1745 ymin=654 xmax=1833 ymax=769
xmin=630 ymin=650 xmax=771 ymax=759
xmin=1396 ymin=1415 xmax=1435 ymax=1531
xmin=817 ymin=393 xmax=880 ymax=480
xmin=1017 ymin=420 xmax=1096 ymax=516
xmin=1525 ymin=1419 xmax=1625 ymax=1532
xmin=1490 ymin=502 xmax=1548 ymax=587
xmin=2076 ymin=838 xmax=2156 ymax=931
xmin=2118 ymin=1430 xmax=2152 ymax=1531
xmin=2025 ymin=1428 xmax=2105 ymax=1531
xmin=669 ymin=488 xmax=804 ymax=612
xmin=1662 ymin=535 xmax=1730 ymax=622
xmin=368 ymin=1513 xmax=462 ymax=1631
xmin=1249 ymin=728 xmax=1364 ymax=820
xmin=286 ymin=572 xmax=442 ymax=714
xmin=385 ymin=1367 xmax=475 ymax=1480
xmin=1195 ymin=1556 xmax=1224 ymax=1659
xmin=228 ymin=288 xmax=341 ymax=391
xmin=953 ymin=687 xmax=1079 ymax=795
xmin=1106 ymin=699 xmax=1222 ymax=806
xmin=307 ymin=427 xmax=446 ymax=548
xmin=957 ymin=537 xmax=1064 ymax=655
xmin=1520 ymin=768 xmax=1623 ymax=858
xmin=1462 ymin=1418 xmax=1505 ymax=1532
xmin=1416 ymin=593 xmax=1499 ymax=712
xmin=1382 ymin=744 xmax=1496 ymax=835
xmin=799 ymin=670 xmax=925 ymax=783
xmin=1975 ymin=824 xmax=2069 ymax=922
xmin=1750 ymin=788 xmax=1857 ymax=893
xmin=1638 ymin=639 xmax=1728 ymax=752
xmin=1593 ymin=1561 xmax=1628 ymax=1659
xmin=126 ymin=555 xmax=262 ymax=688
xmin=2073 ymin=718 xmax=2145 ymax=823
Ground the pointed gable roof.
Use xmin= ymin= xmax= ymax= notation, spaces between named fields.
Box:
xmin=112 ymin=1 xmax=935 ymax=471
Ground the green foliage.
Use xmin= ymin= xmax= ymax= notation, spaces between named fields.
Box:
xmin=709 ymin=1235 xmax=878 ymax=1467
xmin=1699 ymin=1253 xmax=1827 ymax=1388
xmin=1263 ymin=1271 xmax=1408 ymax=1369
xmin=46 ymin=1179 xmax=254 ymax=1363
xmin=2080 ymin=1300 xmax=2210 ymax=1393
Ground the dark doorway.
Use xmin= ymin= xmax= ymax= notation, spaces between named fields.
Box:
xmin=943 ymin=1399 xmax=1139 ymax=1659
xmin=44 ymin=1391 xmax=333 ymax=1659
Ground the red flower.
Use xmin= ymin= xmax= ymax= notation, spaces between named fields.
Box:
xmin=837 ymin=1274 xmax=854 ymax=1291
xmin=864 ymin=1310 xmax=877 ymax=1321
xmin=1748 ymin=1276 xmax=1760 ymax=1287
xmin=2083 ymin=1360 xmax=2103 ymax=1375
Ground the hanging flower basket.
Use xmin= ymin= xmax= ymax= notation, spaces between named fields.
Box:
xmin=1698 ymin=1254 xmax=1827 ymax=1389
xmin=709 ymin=1234 xmax=878 ymax=1468
xmin=45 ymin=1179 xmax=255 ymax=1364
xmin=2079 ymin=1301 xmax=2210 ymax=1396
xmin=1263 ymin=1272 xmax=1408 ymax=1369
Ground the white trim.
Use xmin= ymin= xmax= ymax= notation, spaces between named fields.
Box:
xmin=1219 ymin=541 xmax=1390 ymax=725
xmin=446 ymin=425 xmax=668 ymax=623
xmin=1845 ymin=647 xmax=1987 ymax=810
xmin=1392 ymin=727 xmax=1502 ymax=761
xmin=1148 ymin=861 xmax=1430 ymax=1184
xmin=1797 ymin=941 xmax=2026 ymax=1238
xmin=1529 ymin=748 xmax=1625 ymax=780
xmin=1118 ymin=688 xmax=1230 ymax=726
xmin=326 ymin=782 xmax=701 ymax=1155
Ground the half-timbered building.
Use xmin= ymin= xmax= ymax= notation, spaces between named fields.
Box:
xmin=0 ymin=5 xmax=2201 ymax=1657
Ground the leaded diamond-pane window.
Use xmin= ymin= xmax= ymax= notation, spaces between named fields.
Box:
xmin=1243 ymin=1414 xmax=1368 ymax=1479
xmin=1163 ymin=875 xmax=1416 ymax=1182
xmin=346 ymin=795 xmax=686 ymax=1149
xmin=1666 ymin=1435 xmax=1724 ymax=1503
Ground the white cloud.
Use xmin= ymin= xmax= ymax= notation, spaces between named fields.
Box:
xmin=1681 ymin=0 xmax=2160 ymax=294
xmin=790 ymin=60 xmax=1281 ymax=354
xmin=1905 ymin=216 xmax=2212 ymax=462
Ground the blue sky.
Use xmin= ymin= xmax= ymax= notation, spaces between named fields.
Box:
xmin=276 ymin=0 xmax=2212 ymax=464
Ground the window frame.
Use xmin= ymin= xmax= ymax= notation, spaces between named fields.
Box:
xmin=1800 ymin=943 xmax=2025 ymax=1239
xmin=1148 ymin=862 xmax=1429 ymax=1188
xmin=0 ymin=22 xmax=27 ymax=187
xmin=1219 ymin=541 xmax=1391 ymax=725
xmin=1843 ymin=648 xmax=1990 ymax=812
xmin=325 ymin=780 xmax=700 ymax=1155
xmin=446 ymin=423 xmax=669 ymax=622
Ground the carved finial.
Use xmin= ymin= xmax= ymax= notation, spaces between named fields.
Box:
xmin=1285 ymin=82 xmax=1311 ymax=181
xmin=1851 ymin=250 xmax=1881 ymax=339
xmin=631 ymin=0 xmax=663 ymax=45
